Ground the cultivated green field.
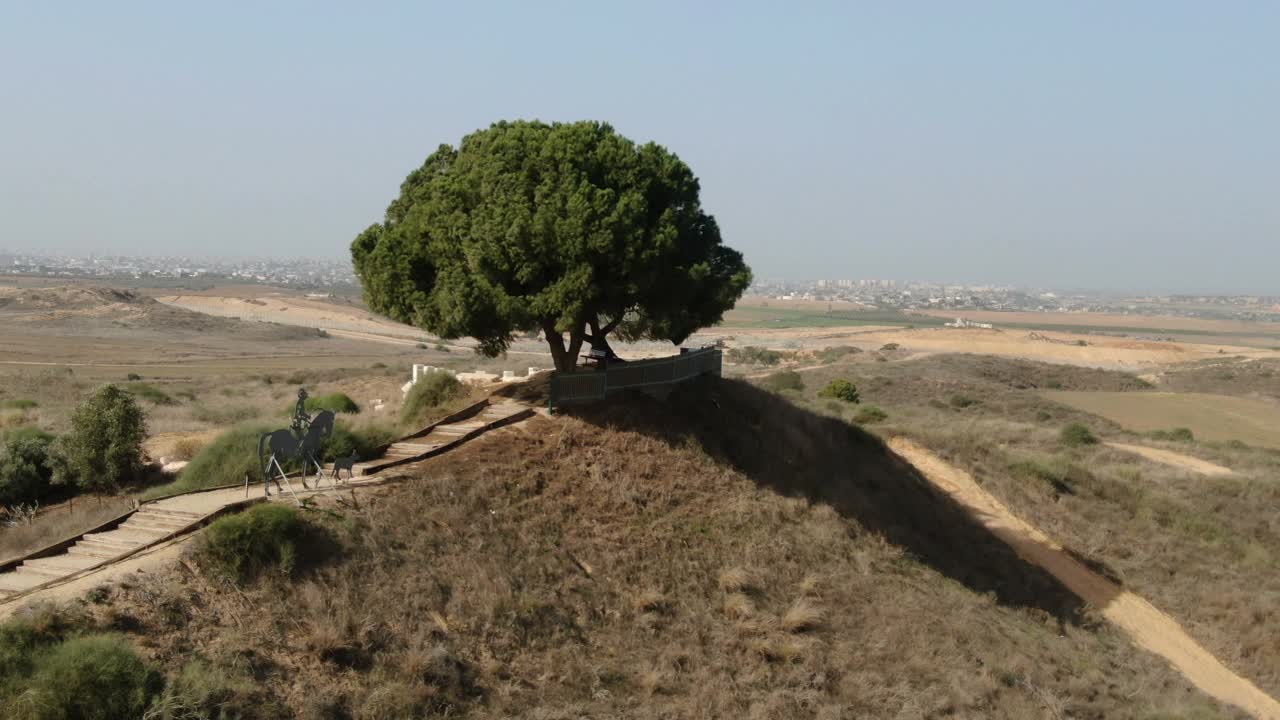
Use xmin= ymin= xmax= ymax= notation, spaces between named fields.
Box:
xmin=1044 ymin=390 xmax=1280 ymax=449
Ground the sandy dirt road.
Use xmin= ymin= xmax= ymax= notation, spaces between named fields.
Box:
xmin=1106 ymin=442 xmax=1235 ymax=477
xmin=888 ymin=437 xmax=1280 ymax=720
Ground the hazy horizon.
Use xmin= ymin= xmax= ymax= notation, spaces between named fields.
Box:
xmin=2 ymin=2 xmax=1277 ymax=294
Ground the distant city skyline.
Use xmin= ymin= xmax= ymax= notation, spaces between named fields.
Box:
xmin=2 ymin=3 xmax=1277 ymax=295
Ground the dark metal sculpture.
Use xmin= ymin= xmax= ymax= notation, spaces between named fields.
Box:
xmin=257 ymin=408 xmax=336 ymax=500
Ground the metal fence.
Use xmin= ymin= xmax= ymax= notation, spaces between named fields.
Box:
xmin=549 ymin=347 xmax=721 ymax=412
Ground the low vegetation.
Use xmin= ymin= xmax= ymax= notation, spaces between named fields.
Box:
xmin=124 ymin=383 xmax=176 ymax=406
xmin=1148 ymin=427 xmax=1195 ymax=442
xmin=142 ymin=425 xmax=272 ymax=500
xmin=1060 ymin=422 xmax=1100 ymax=447
xmin=814 ymin=345 xmax=861 ymax=364
xmin=196 ymin=504 xmax=307 ymax=583
xmin=725 ymin=346 xmax=786 ymax=367
xmin=80 ymin=381 xmax=1220 ymax=717
xmin=759 ymin=370 xmax=804 ymax=393
xmin=400 ymin=371 xmax=464 ymax=427
xmin=817 ymin=378 xmax=859 ymax=403
xmin=851 ymin=404 xmax=887 ymax=424
xmin=0 ymin=399 xmax=38 ymax=411
xmin=0 ymin=605 xmax=264 ymax=718
xmin=291 ymin=392 xmax=360 ymax=416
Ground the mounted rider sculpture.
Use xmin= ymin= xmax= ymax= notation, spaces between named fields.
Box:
xmin=257 ymin=388 xmax=335 ymax=498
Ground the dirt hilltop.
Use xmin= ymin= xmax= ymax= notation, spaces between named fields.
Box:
xmin=61 ymin=379 xmax=1246 ymax=718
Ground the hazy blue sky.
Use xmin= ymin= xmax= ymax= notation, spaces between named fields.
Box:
xmin=1 ymin=2 xmax=1276 ymax=292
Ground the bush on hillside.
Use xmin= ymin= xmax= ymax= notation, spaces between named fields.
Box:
xmin=852 ymin=405 xmax=887 ymax=424
xmin=145 ymin=659 xmax=260 ymax=720
xmin=1148 ymin=427 xmax=1194 ymax=442
xmin=8 ymin=634 xmax=157 ymax=720
xmin=949 ymin=393 xmax=979 ymax=409
xmin=323 ymin=421 xmax=397 ymax=463
xmin=0 ymin=430 xmax=57 ymax=508
xmin=726 ymin=346 xmax=784 ymax=367
xmin=815 ymin=345 xmax=861 ymax=364
xmin=818 ymin=379 xmax=860 ymax=403
xmin=197 ymin=504 xmax=306 ymax=583
xmin=401 ymin=372 xmax=464 ymax=427
xmin=143 ymin=424 xmax=272 ymax=500
xmin=1060 ymin=423 xmax=1099 ymax=447
xmin=760 ymin=370 xmax=804 ymax=393
xmin=55 ymin=385 xmax=147 ymax=496
xmin=285 ymin=393 xmax=360 ymax=416
xmin=880 ymin=343 xmax=900 ymax=352
xmin=125 ymin=383 xmax=176 ymax=406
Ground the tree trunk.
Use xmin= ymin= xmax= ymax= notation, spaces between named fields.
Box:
xmin=585 ymin=317 xmax=624 ymax=361
xmin=543 ymin=320 xmax=581 ymax=373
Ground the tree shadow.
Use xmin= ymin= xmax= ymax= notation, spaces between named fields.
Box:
xmin=565 ymin=377 xmax=1118 ymax=625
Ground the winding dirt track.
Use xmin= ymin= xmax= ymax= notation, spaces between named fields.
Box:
xmin=889 ymin=437 xmax=1280 ymax=720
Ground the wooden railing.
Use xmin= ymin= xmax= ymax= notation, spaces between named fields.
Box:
xmin=548 ymin=347 xmax=721 ymax=412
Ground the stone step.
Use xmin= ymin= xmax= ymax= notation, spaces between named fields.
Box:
xmin=119 ymin=520 xmax=180 ymax=536
xmin=137 ymin=508 xmax=202 ymax=522
xmin=67 ymin=544 xmax=123 ymax=561
xmin=80 ymin=533 xmax=146 ymax=550
xmin=16 ymin=563 xmax=69 ymax=579
xmin=24 ymin=554 xmax=101 ymax=573
xmin=0 ymin=572 xmax=43 ymax=593
xmin=87 ymin=530 xmax=164 ymax=546
xmin=129 ymin=514 xmax=190 ymax=530
xmin=141 ymin=505 xmax=203 ymax=516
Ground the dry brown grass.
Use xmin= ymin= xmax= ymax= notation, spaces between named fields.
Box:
xmin=0 ymin=498 xmax=132 ymax=561
xmin=780 ymin=598 xmax=824 ymax=633
xmin=66 ymin=380 xmax=1244 ymax=718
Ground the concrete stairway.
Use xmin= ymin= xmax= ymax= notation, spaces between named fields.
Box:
xmin=0 ymin=505 xmax=204 ymax=598
xmin=352 ymin=400 xmax=532 ymax=476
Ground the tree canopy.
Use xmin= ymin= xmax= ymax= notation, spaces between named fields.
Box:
xmin=351 ymin=120 xmax=752 ymax=371
xmin=55 ymin=384 xmax=147 ymax=495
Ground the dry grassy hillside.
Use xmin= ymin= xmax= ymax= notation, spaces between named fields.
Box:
xmin=53 ymin=378 xmax=1241 ymax=718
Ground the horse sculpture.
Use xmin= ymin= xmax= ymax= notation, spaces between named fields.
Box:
xmin=257 ymin=410 xmax=335 ymax=497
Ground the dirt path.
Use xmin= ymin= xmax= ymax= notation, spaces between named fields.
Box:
xmin=888 ymin=437 xmax=1280 ymax=720
xmin=1106 ymin=442 xmax=1235 ymax=477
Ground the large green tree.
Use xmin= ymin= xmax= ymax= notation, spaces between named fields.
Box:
xmin=351 ymin=120 xmax=752 ymax=371
xmin=54 ymin=385 xmax=147 ymax=496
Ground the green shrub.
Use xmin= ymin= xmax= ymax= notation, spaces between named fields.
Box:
xmin=323 ymin=421 xmax=397 ymax=462
xmin=143 ymin=424 xmax=272 ymax=499
xmin=56 ymin=385 xmax=147 ymax=495
xmin=852 ymin=405 xmax=887 ymax=424
xmin=1035 ymin=410 xmax=1053 ymax=422
xmin=1148 ymin=427 xmax=1195 ymax=442
xmin=818 ymin=379 xmax=860 ymax=403
xmin=1060 ymin=423 xmax=1099 ymax=447
xmin=0 ymin=399 xmax=38 ymax=411
xmin=726 ymin=346 xmax=784 ymax=366
xmin=286 ymin=393 xmax=360 ymax=416
xmin=126 ymin=383 xmax=176 ymax=406
xmin=879 ymin=343 xmax=900 ymax=352
xmin=949 ymin=394 xmax=978 ymax=409
xmin=401 ymin=372 xmax=464 ymax=427
xmin=760 ymin=370 xmax=804 ymax=393
xmin=815 ymin=346 xmax=861 ymax=364
xmin=197 ymin=504 xmax=304 ymax=583
xmin=126 ymin=373 xmax=142 ymax=381
xmin=145 ymin=659 xmax=259 ymax=720
xmin=0 ymin=606 xmax=89 ymax=695
xmin=9 ymin=634 xmax=158 ymax=720
xmin=0 ymin=430 xmax=57 ymax=507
